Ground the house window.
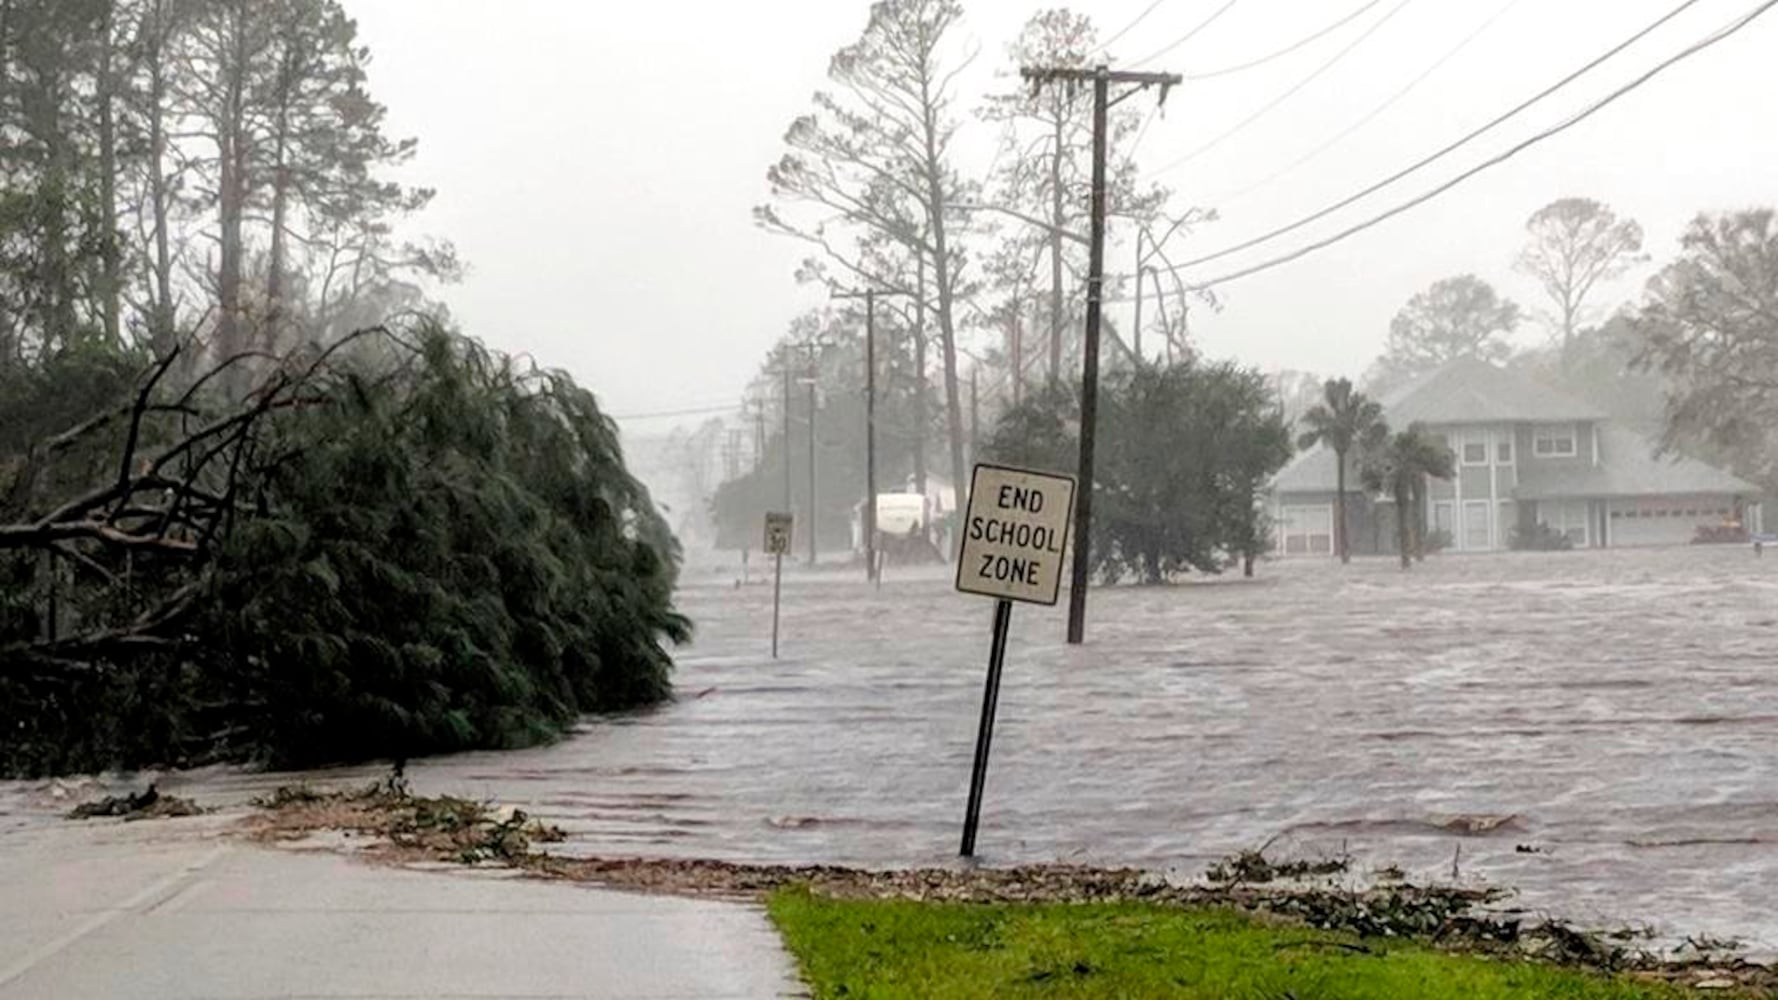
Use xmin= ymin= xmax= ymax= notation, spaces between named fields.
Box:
xmin=1433 ymin=501 xmax=1454 ymax=539
xmin=1463 ymin=500 xmax=1492 ymax=550
xmin=1533 ymin=424 xmax=1577 ymax=458
xmin=1461 ymin=432 xmax=1488 ymax=466
xmin=1496 ymin=438 xmax=1514 ymax=464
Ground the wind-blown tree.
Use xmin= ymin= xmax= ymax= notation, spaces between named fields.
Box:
xmin=1373 ymin=275 xmax=1521 ymax=389
xmin=1510 ymin=314 xmax=1664 ymax=431
xmin=1515 ymin=198 xmax=1646 ymax=368
xmin=758 ymin=0 xmax=975 ymax=522
xmin=980 ymin=379 xmax=1077 ymax=474
xmin=1631 ymin=209 xmax=1778 ymax=493
xmin=982 ymin=359 xmax=1291 ymax=584
xmin=1361 ymin=423 xmax=1455 ymax=569
xmin=1296 ymin=377 xmax=1387 ymax=565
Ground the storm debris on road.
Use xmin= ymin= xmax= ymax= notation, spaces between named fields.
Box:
xmin=65 ymin=783 xmax=208 ymax=821
xmin=243 ymin=783 xmax=1778 ymax=993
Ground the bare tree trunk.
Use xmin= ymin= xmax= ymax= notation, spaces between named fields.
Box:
xmin=266 ymin=159 xmax=289 ymax=343
xmin=912 ymin=254 xmax=927 ymax=498
xmin=97 ymin=0 xmax=121 ymax=345
xmin=146 ymin=2 xmax=176 ymax=356
xmin=922 ymin=131 xmax=966 ymax=556
xmin=216 ymin=6 xmax=250 ymax=368
xmin=1397 ymin=484 xmax=1412 ymax=570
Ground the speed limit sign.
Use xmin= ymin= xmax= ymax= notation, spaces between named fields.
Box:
xmin=763 ymin=511 xmax=793 ymax=556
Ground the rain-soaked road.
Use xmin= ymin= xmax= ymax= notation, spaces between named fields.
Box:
xmin=5 ymin=545 xmax=1776 ymax=952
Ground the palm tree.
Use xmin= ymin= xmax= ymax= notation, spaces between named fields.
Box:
xmin=1296 ymin=378 xmax=1386 ymax=564
xmin=1361 ymin=423 xmax=1456 ymax=569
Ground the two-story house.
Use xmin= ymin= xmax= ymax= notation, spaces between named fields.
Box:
xmin=1271 ymin=358 xmax=1762 ymax=556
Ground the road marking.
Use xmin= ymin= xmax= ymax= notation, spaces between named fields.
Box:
xmin=0 ymin=843 xmax=228 ymax=990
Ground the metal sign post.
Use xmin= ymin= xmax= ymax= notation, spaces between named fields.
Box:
xmin=953 ymin=463 xmax=1076 ymax=858
xmin=764 ymin=512 xmax=793 ymax=658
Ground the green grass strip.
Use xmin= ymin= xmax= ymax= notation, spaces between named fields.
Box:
xmin=768 ymin=887 xmax=1715 ymax=999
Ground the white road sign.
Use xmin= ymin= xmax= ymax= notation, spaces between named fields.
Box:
xmin=955 ymin=463 xmax=1076 ymax=606
xmin=763 ymin=511 xmax=793 ymax=556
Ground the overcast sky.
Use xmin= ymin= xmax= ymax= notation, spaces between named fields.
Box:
xmin=348 ymin=0 xmax=1778 ymax=434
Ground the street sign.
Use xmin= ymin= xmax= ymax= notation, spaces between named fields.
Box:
xmin=952 ymin=462 xmax=1077 ymax=858
xmin=763 ymin=511 xmax=793 ymax=556
xmin=955 ymin=463 xmax=1076 ymax=606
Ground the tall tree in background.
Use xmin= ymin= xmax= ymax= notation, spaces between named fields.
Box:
xmin=980 ymin=7 xmax=1164 ymax=381
xmin=1375 ymin=274 xmax=1521 ymax=387
xmin=122 ymin=0 xmax=188 ymax=356
xmin=0 ymin=0 xmax=112 ymax=358
xmin=174 ymin=0 xmax=448 ymax=367
xmin=176 ymin=0 xmax=270 ymax=362
xmin=1296 ymin=377 xmax=1386 ymax=565
xmin=1515 ymin=197 xmax=1646 ymax=367
xmin=1632 ymin=209 xmax=1778 ymax=492
xmin=759 ymin=0 xmax=975 ymax=513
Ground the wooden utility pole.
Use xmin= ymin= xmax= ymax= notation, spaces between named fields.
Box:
xmin=835 ymin=287 xmax=913 ymax=584
xmin=804 ymin=342 xmax=818 ymax=567
xmin=781 ymin=366 xmax=792 ymax=511
xmin=1021 ymin=65 xmax=1179 ymax=646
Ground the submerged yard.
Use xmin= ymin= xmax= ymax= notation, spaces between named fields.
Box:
xmin=4 ymin=544 xmax=1773 ymax=959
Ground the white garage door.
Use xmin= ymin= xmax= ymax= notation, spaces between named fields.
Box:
xmin=1608 ymin=498 xmax=1733 ymax=547
xmin=1279 ymin=505 xmax=1333 ymax=556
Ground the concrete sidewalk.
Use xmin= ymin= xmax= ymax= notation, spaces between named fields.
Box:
xmin=0 ymin=816 xmax=803 ymax=999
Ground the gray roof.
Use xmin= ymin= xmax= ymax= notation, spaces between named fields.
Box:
xmin=1271 ymin=444 xmax=1346 ymax=494
xmin=1514 ymin=425 xmax=1761 ymax=499
xmin=1383 ymin=357 xmax=1607 ymax=425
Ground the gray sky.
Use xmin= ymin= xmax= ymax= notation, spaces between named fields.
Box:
xmin=350 ymin=0 xmax=1778 ymax=432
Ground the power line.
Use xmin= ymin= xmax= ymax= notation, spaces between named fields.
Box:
xmin=1127 ymin=0 xmax=1240 ymax=68
xmin=1179 ymin=0 xmax=1384 ymax=79
xmin=612 ymin=402 xmax=743 ymax=421
xmin=1094 ymin=0 xmax=1173 ymax=59
xmin=1210 ymin=0 xmax=1528 ymax=208
xmin=1170 ymin=0 xmax=1707 ymax=271
xmin=1177 ymin=0 xmax=1778 ymax=291
xmin=1150 ymin=0 xmax=1417 ymax=175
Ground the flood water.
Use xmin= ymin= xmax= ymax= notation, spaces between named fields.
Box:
xmin=5 ymin=545 xmax=1776 ymax=954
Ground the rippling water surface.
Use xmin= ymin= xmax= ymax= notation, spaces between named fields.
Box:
xmin=5 ymin=546 xmax=1775 ymax=951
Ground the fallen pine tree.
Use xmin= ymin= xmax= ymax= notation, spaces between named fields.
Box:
xmin=0 ymin=320 xmax=687 ymax=776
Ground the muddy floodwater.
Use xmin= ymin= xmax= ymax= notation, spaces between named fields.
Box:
xmin=5 ymin=546 xmax=1776 ymax=953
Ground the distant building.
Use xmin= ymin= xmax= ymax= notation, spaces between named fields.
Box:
xmin=1271 ymin=358 xmax=1762 ymax=555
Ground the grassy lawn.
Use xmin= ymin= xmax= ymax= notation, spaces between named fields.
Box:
xmin=767 ymin=888 xmax=1707 ymax=999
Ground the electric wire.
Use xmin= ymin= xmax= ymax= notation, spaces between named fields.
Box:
xmin=1094 ymin=0 xmax=1173 ymax=60
xmin=1176 ymin=0 xmax=1778 ymax=291
xmin=1127 ymin=0 xmax=1241 ymax=68
xmin=1150 ymin=0 xmax=1418 ymax=175
xmin=1169 ymin=0 xmax=1708 ymax=271
xmin=613 ymin=402 xmax=745 ymax=421
xmin=1174 ymin=0 xmax=1384 ymax=78
xmin=1210 ymin=0 xmax=1528 ymax=208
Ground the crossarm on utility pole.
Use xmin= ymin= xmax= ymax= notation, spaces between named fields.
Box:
xmin=1019 ymin=64 xmax=1181 ymax=646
